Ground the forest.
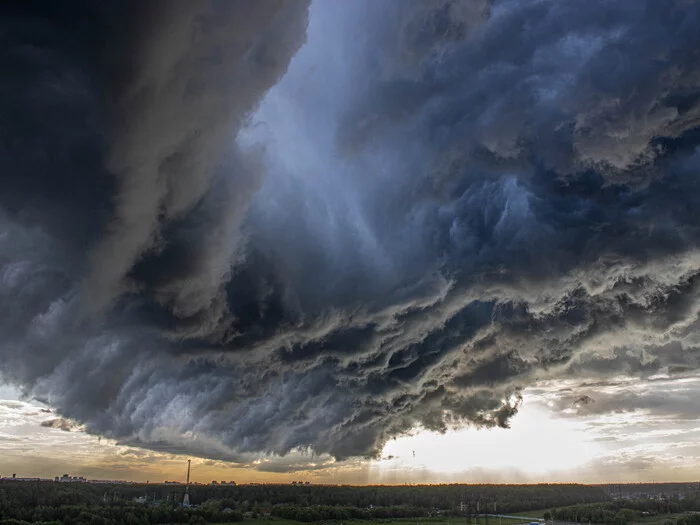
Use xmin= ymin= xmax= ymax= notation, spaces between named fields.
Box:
xmin=0 ymin=481 xmax=604 ymax=524
xmin=2 ymin=481 xmax=700 ymax=525
xmin=0 ymin=481 xmax=609 ymax=513
xmin=546 ymin=494 xmax=700 ymax=525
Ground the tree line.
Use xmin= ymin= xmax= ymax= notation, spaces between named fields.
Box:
xmin=0 ymin=481 xmax=609 ymax=512
xmin=546 ymin=493 xmax=700 ymax=525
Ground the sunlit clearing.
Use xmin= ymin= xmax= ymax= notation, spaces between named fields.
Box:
xmin=375 ymin=400 xmax=603 ymax=476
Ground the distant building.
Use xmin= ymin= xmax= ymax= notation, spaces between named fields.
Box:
xmin=88 ymin=479 xmax=130 ymax=484
xmin=56 ymin=474 xmax=86 ymax=483
xmin=2 ymin=476 xmax=49 ymax=482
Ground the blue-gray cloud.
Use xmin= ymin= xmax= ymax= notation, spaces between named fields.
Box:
xmin=3 ymin=0 xmax=700 ymax=467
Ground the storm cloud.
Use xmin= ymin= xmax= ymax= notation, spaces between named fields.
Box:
xmin=3 ymin=0 xmax=700 ymax=467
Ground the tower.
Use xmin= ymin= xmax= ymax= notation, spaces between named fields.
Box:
xmin=183 ymin=459 xmax=191 ymax=507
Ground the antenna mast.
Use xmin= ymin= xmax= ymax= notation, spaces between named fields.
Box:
xmin=183 ymin=459 xmax=191 ymax=506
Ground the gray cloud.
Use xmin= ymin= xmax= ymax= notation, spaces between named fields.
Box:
xmin=573 ymin=395 xmax=594 ymax=406
xmin=3 ymin=0 xmax=700 ymax=469
xmin=40 ymin=418 xmax=77 ymax=432
xmin=546 ymin=375 xmax=700 ymax=423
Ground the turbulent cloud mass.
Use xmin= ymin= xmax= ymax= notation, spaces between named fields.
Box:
xmin=4 ymin=0 xmax=700 ymax=469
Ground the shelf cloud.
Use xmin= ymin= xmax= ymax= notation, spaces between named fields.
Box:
xmin=3 ymin=0 xmax=700 ymax=467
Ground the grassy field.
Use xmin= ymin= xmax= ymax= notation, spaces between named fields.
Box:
xmin=507 ymin=510 xmax=690 ymax=525
xmin=209 ymin=517 xmax=534 ymax=525
xmin=208 ymin=510 xmax=695 ymax=525
xmin=473 ymin=517 xmax=533 ymax=525
xmin=209 ymin=520 xmax=455 ymax=525
xmin=210 ymin=520 xmax=295 ymax=525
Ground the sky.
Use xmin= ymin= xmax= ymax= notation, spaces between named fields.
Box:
xmin=3 ymin=0 xmax=700 ymax=484
xmin=4 ymin=378 xmax=700 ymax=483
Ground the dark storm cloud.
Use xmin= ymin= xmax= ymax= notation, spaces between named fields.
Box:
xmin=4 ymin=0 xmax=700 ymax=468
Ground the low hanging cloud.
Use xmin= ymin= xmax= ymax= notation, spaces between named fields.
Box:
xmin=3 ymin=0 xmax=700 ymax=469
xmin=40 ymin=418 xmax=78 ymax=432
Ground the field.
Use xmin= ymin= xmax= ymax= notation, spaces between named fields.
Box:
xmin=210 ymin=517 xmax=537 ymax=525
xmin=473 ymin=517 xmax=536 ymax=525
xmin=219 ymin=513 xmax=700 ymax=525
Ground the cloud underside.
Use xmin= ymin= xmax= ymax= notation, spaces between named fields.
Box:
xmin=3 ymin=0 xmax=700 ymax=468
